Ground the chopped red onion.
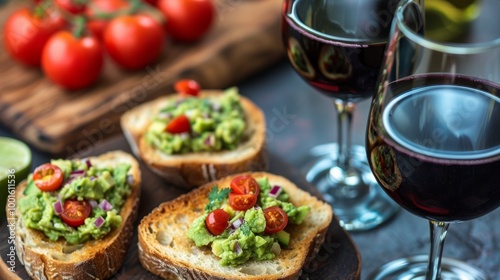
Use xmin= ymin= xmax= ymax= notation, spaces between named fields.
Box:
xmin=229 ymin=229 xmax=236 ymax=235
xmin=94 ymin=216 xmax=105 ymax=228
xmin=99 ymin=199 xmax=113 ymax=211
xmin=69 ymin=170 xmax=86 ymax=179
xmin=85 ymin=159 xmax=92 ymax=168
xmin=89 ymin=200 xmax=98 ymax=209
xmin=204 ymin=134 xmax=215 ymax=147
xmin=234 ymin=241 xmax=242 ymax=255
xmin=231 ymin=218 xmax=244 ymax=229
xmin=53 ymin=200 xmax=63 ymax=215
xmin=268 ymin=185 xmax=283 ymax=198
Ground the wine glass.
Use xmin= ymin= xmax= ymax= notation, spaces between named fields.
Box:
xmin=366 ymin=0 xmax=500 ymax=279
xmin=281 ymin=0 xmax=400 ymax=230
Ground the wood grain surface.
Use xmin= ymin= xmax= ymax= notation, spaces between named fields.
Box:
xmin=0 ymin=135 xmax=361 ymax=280
xmin=0 ymin=0 xmax=284 ymax=155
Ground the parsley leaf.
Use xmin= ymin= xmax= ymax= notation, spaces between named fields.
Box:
xmin=240 ymin=223 xmax=251 ymax=236
xmin=205 ymin=186 xmax=230 ymax=212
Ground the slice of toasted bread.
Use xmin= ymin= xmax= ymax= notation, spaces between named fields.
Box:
xmin=9 ymin=150 xmax=141 ymax=280
xmin=138 ymin=172 xmax=333 ymax=280
xmin=120 ymin=90 xmax=268 ymax=189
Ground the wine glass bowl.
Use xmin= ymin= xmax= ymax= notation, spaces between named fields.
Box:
xmin=366 ymin=0 xmax=500 ymax=278
xmin=282 ymin=0 xmax=400 ymax=231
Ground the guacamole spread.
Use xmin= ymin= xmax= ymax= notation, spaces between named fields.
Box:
xmin=145 ymin=87 xmax=246 ymax=155
xmin=187 ymin=176 xmax=311 ymax=266
xmin=18 ymin=159 xmax=132 ymax=244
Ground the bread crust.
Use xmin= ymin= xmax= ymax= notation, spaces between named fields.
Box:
xmin=120 ymin=90 xmax=268 ymax=189
xmin=9 ymin=150 xmax=141 ymax=280
xmin=137 ymin=172 xmax=333 ymax=280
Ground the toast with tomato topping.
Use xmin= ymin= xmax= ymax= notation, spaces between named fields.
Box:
xmin=138 ymin=172 xmax=333 ymax=280
xmin=120 ymin=89 xmax=268 ymax=189
xmin=9 ymin=150 xmax=141 ymax=280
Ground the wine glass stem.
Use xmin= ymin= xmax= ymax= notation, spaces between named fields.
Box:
xmin=426 ymin=220 xmax=450 ymax=280
xmin=334 ymin=99 xmax=356 ymax=170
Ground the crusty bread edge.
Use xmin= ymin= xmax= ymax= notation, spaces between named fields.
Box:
xmin=137 ymin=172 xmax=333 ymax=280
xmin=120 ymin=90 xmax=269 ymax=189
xmin=9 ymin=150 xmax=141 ymax=280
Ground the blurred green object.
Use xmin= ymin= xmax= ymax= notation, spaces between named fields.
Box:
xmin=0 ymin=137 xmax=32 ymax=224
xmin=425 ymin=0 xmax=481 ymax=42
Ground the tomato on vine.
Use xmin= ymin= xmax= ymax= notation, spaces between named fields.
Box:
xmin=55 ymin=0 xmax=88 ymax=15
xmin=104 ymin=15 xmax=165 ymax=70
xmin=157 ymin=0 xmax=215 ymax=42
xmin=85 ymin=0 xmax=130 ymax=40
xmin=42 ymin=29 xmax=104 ymax=90
xmin=3 ymin=8 xmax=66 ymax=67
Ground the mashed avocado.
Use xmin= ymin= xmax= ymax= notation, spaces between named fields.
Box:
xmin=18 ymin=159 xmax=132 ymax=244
xmin=187 ymin=177 xmax=311 ymax=266
xmin=145 ymin=87 xmax=246 ymax=155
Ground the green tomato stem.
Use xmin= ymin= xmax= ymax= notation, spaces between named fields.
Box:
xmin=72 ymin=16 xmax=87 ymax=39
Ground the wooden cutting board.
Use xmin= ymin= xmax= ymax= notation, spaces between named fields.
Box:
xmin=0 ymin=134 xmax=361 ymax=280
xmin=0 ymin=0 xmax=285 ymax=156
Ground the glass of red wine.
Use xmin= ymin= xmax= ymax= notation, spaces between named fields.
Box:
xmin=282 ymin=0 xmax=400 ymax=230
xmin=366 ymin=0 xmax=500 ymax=279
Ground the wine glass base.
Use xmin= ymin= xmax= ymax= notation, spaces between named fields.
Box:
xmin=368 ymin=255 xmax=489 ymax=280
xmin=296 ymin=143 xmax=399 ymax=231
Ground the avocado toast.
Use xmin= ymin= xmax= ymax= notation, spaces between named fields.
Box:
xmin=137 ymin=172 xmax=333 ymax=280
xmin=9 ymin=150 xmax=141 ymax=280
xmin=120 ymin=87 xmax=268 ymax=189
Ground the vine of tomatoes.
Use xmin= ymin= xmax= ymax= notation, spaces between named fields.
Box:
xmin=3 ymin=0 xmax=215 ymax=90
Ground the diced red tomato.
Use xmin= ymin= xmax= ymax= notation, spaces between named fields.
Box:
xmin=205 ymin=209 xmax=230 ymax=235
xmin=60 ymin=199 xmax=92 ymax=227
xmin=263 ymin=206 xmax=288 ymax=234
xmin=166 ymin=114 xmax=191 ymax=134
xmin=32 ymin=163 xmax=64 ymax=192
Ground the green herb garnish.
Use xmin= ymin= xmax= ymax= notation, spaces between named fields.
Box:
xmin=240 ymin=223 xmax=251 ymax=236
xmin=205 ymin=186 xmax=230 ymax=212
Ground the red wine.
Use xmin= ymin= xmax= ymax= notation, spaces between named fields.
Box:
xmin=367 ymin=74 xmax=500 ymax=221
xmin=282 ymin=0 xmax=398 ymax=101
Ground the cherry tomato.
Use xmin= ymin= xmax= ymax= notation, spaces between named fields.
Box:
xmin=174 ymin=79 xmax=200 ymax=96
xmin=230 ymin=175 xmax=260 ymax=196
xmin=32 ymin=163 xmax=64 ymax=192
xmin=166 ymin=115 xmax=191 ymax=134
xmin=104 ymin=15 xmax=165 ymax=70
xmin=228 ymin=175 xmax=260 ymax=211
xmin=86 ymin=0 xmax=129 ymax=40
xmin=60 ymin=199 xmax=92 ymax=227
xmin=3 ymin=8 xmax=66 ymax=67
xmin=229 ymin=193 xmax=258 ymax=211
xmin=42 ymin=31 xmax=104 ymax=90
xmin=55 ymin=0 xmax=87 ymax=14
xmin=157 ymin=0 xmax=215 ymax=42
xmin=263 ymin=206 xmax=288 ymax=234
xmin=205 ymin=209 xmax=230 ymax=235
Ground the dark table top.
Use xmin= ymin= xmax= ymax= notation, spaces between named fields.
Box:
xmin=2 ymin=59 xmax=499 ymax=279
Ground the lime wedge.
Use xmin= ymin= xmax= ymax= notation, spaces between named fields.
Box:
xmin=0 ymin=137 xmax=32 ymax=222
